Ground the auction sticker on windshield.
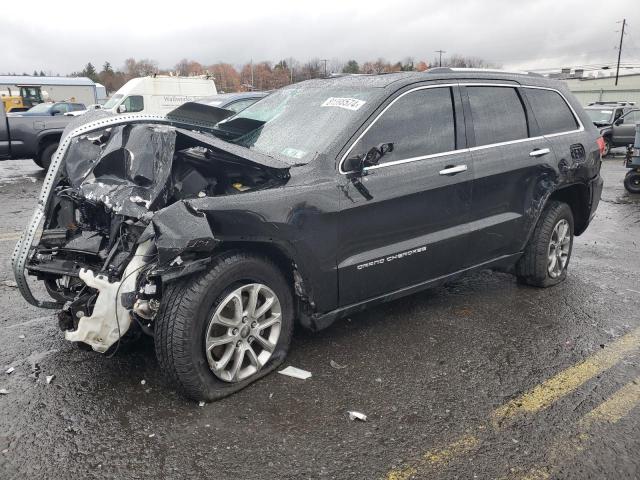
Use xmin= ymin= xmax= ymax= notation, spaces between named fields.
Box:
xmin=321 ymin=97 xmax=366 ymax=111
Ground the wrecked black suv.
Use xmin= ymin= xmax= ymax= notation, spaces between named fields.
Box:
xmin=13 ymin=69 xmax=604 ymax=401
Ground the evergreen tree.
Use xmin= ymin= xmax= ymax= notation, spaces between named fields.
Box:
xmin=342 ymin=60 xmax=360 ymax=74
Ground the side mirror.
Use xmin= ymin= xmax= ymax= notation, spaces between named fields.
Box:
xmin=345 ymin=143 xmax=394 ymax=174
xmin=615 ymin=118 xmax=624 ymax=126
xmin=117 ymin=104 xmax=127 ymax=113
xmin=50 ymin=109 xmax=60 ymax=116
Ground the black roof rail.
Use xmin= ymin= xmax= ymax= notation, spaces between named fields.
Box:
xmin=586 ymin=101 xmax=636 ymax=106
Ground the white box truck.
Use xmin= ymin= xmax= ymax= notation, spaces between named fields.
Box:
xmin=101 ymin=76 xmax=217 ymax=115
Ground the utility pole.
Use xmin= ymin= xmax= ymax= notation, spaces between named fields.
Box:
xmin=250 ymin=59 xmax=254 ymax=91
xmin=435 ymin=50 xmax=446 ymax=67
xmin=615 ymin=19 xmax=626 ymax=86
xmin=321 ymin=59 xmax=328 ymax=77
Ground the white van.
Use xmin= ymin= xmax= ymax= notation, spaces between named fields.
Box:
xmin=102 ymin=76 xmax=217 ymax=115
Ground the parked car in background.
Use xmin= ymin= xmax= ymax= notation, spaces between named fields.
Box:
xmin=197 ymin=91 xmax=269 ymax=113
xmin=10 ymin=101 xmax=86 ymax=117
xmin=584 ymin=101 xmax=636 ymax=156
xmin=0 ymin=102 xmax=76 ymax=169
xmin=101 ymin=76 xmax=217 ymax=115
xmin=13 ymin=69 xmax=603 ymax=401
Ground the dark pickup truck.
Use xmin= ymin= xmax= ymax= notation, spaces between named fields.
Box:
xmin=0 ymin=102 xmax=80 ymax=169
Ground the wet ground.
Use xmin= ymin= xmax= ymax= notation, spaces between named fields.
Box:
xmin=0 ymin=155 xmax=639 ymax=480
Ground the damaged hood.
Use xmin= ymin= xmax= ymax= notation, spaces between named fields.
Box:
xmin=62 ymin=117 xmax=290 ymax=219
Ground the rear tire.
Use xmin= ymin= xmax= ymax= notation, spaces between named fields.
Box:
xmin=624 ymin=170 xmax=640 ymax=194
xmin=36 ymin=142 xmax=59 ymax=171
xmin=154 ymin=251 xmax=294 ymax=402
xmin=602 ymin=137 xmax=611 ymax=157
xmin=516 ymin=201 xmax=574 ymax=287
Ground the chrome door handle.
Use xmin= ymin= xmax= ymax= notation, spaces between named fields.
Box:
xmin=529 ymin=148 xmax=551 ymax=157
xmin=439 ymin=165 xmax=468 ymax=175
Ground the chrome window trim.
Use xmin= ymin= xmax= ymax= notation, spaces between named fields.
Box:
xmin=338 ymin=83 xmax=584 ymax=175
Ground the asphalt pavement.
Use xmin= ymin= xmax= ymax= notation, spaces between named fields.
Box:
xmin=0 ymin=155 xmax=638 ymax=480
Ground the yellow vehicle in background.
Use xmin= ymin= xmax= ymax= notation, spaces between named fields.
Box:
xmin=1 ymin=95 xmax=27 ymax=112
xmin=0 ymin=85 xmax=44 ymax=113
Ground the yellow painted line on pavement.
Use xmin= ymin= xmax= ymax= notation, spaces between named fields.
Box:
xmin=581 ymin=376 xmax=640 ymax=425
xmin=513 ymin=376 xmax=640 ymax=480
xmin=0 ymin=232 xmax=22 ymax=242
xmin=492 ymin=326 xmax=640 ymax=425
xmin=386 ymin=433 xmax=480 ymax=480
xmin=384 ymin=327 xmax=640 ymax=479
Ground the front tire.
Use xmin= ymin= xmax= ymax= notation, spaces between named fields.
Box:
xmin=624 ymin=170 xmax=640 ymax=194
xmin=154 ymin=251 xmax=294 ymax=401
xmin=516 ymin=201 xmax=574 ymax=287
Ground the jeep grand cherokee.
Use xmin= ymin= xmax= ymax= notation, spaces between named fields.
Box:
xmin=12 ymin=69 xmax=604 ymax=401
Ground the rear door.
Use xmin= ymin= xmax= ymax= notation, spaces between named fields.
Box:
xmin=462 ymin=84 xmax=556 ymax=265
xmin=337 ymin=84 xmax=474 ymax=306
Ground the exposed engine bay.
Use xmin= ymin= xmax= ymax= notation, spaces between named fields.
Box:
xmin=15 ymin=114 xmax=289 ymax=352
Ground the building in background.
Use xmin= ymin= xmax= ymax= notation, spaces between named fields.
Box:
xmin=563 ymin=73 xmax=640 ymax=105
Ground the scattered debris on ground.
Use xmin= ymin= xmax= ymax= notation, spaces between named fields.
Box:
xmin=348 ymin=411 xmax=367 ymax=422
xmin=278 ymin=366 xmax=312 ymax=380
xmin=330 ymin=360 xmax=347 ymax=369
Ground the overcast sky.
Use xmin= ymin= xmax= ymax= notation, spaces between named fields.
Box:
xmin=2 ymin=0 xmax=639 ymax=74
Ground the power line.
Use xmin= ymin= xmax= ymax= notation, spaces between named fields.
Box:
xmin=435 ymin=50 xmax=446 ymax=67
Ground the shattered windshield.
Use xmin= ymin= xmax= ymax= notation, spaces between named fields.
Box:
xmin=585 ymin=109 xmax=614 ymax=124
xmin=214 ymin=86 xmax=379 ymax=164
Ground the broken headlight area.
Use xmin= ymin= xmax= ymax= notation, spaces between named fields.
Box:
xmin=26 ymin=121 xmax=289 ymax=353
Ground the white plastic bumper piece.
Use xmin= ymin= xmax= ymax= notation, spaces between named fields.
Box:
xmin=65 ymin=241 xmax=153 ymax=353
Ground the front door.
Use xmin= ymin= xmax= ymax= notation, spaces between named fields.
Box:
xmin=612 ymin=109 xmax=640 ymax=147
xmin=337 ymin=84 xmax=474 ymax=306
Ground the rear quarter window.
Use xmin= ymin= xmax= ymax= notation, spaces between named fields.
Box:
xmin=466 ymin=86 xmax=528 ymax=146
xmin=525 ymin=88 xmax=578 ymax=135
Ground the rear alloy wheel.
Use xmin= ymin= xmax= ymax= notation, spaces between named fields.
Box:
xmin=516 ymin=201 xmax=574 ymax=287
xmin=547 ymin=219 xmax=571 ymax=279
xmin=624 ymin=170 xmax=640 ymax=194
xmin=154 ymin=251 xmax=294 ymax=401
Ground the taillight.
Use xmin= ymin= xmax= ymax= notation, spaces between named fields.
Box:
xmin=596 ymin=137 xmax=605 ymax=156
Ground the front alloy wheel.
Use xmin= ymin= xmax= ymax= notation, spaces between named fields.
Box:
xmin=205 ymin=283 xmax=282 ymax=382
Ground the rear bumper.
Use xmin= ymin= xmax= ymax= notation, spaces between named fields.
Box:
xmin=588 ymin=174 xmax=604 ymax=223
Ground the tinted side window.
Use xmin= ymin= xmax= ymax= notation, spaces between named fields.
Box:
xmin=124 ymin=95 xmax=144 ymax=113
xmin=350 ymin=87 xmax=456 ymax=166
xmin=525 ymin=88 xmax=578 ymax=135
xmin=467 ymin=86 xmax=528 ymax=146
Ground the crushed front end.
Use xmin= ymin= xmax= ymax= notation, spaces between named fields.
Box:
xmin=12 ymin=112 xmax=289 ymax=353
